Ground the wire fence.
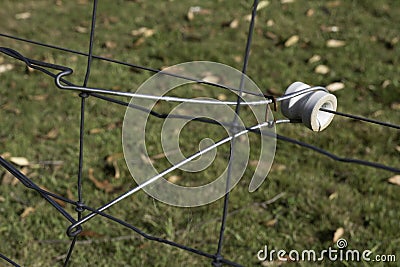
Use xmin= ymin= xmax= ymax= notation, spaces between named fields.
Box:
xmin=0 ymin=0 xmax=399 ymax=266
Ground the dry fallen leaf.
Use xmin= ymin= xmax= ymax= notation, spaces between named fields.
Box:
xmin=333 ymin=227 xmax=344 ymax=243
xmin=10 ymin=157 xmax=30 ymax=166
xmin=271 ymin=163 xmax=287 ymax=172
xmin=0 ymin=196 xmax=5 ymax=202
xmin=217 ymin=94 xmax=227 ymax=101
xmin=103 ymin=41 xmax=117 ymax=49
xmin=264 ymin=218 xmax=278 ymax=227
xmin=75 ymin=26 xmax=88 ymax=33
xmin=284 ymin=35 xmax=299 ymax=47
xmin=2 ymin=170 xmax=19 ymax=186
xmin=39 ymin=186 xmax=67 ymax=207
xmin=306 ymin=8 xmax=315 ymax=17
xmin=329 ymin=192 xmax=338 ymax=200
xmin=80 ymin=230 xmax=103 ymax=238
xmin=168 ymin=175 xmax=182 ymax=183
xmin=388 ymin=175 xmax=400 ymax=186
xmin=131 ymin=27 xmax=155 ymax=37
xmin=326 ymin=39 xmax=346 ymax=47
xmin=382 ymin=80 xmax=391 ymax=88
xmin=202 ymin=73 xmax=221 ymax=84
xmin=390 ymin=102 xmax=400 ymax=110
xmin=308 ymin=54 xmax=321 ymax=64
xmin=20 ymin=207 xmax=35 ymax=219
xmin=30 ymin=94 xmax=49 ymax=101
xmin=105 ymin=153 xmax=122 ymax=179
xmin=140 ymin=153 xmax=154 ymax=164
xmin=266 ymin=19 xmax=274 ymax=27
xmin=327 ymin=0 xmax=342 ymax=8
xmin=43 ymin=128 xmax=59 ymax=140
xmin=88 ymin=168 xmax=115 ymax=193
xmin=15 ymin=12 xmax=31 ymax=20
xmin=229 ymin=19 xmax=239 ymax=29
xmin=395 ymin=146 xmax=400 ymax=153
xmin=0 ymin=64 xmax=14 ymax=74
xmin=321 ymin=25 xmax=340 ymax=33
xmin=314 ymin=64 xmax=330 ymax=74
xmin=257 ymin=1 xmax=270 ymax=11
xmin=327 ymin=82 xmax=345 ymax=92
xmin=281 ymin=0 xmax=295 ymax=3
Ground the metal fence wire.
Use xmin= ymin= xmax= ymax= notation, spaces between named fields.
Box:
xmin=0 ymin=0 xmax=399 ymax=266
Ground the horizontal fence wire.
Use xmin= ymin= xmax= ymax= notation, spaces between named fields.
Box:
xmin=0 ymin=0 xmax=399 ymax=266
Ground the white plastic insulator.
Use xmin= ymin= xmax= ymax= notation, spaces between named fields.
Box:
xmin=281 ymin=82 xmax=337 ymax=131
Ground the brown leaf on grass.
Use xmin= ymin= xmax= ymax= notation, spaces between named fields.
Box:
xmin=308 ymin=54 xmax=321 ymax=64
xmin=75 ymin=26 xmax=88 ymax=33
xmin=131 ymin=27 xmax=155 ymax=38
xmin=306 ymin=8 xmax=315 ymax=17
xmin=0 ymin=64 xmax=14 ymax=73
xmin=168 ymin=175 xmax=181 ymax=183
xmin=40 ymin=186 xmax=67 ymax=207
xmin=329 ymin=192 xmax=338 ymax=200
xmin=333 ymin=227 xmax=344 ymax=243
xmin=314 ymin=64 xmax=330 ymax=74
xmin=271 ymin=163 xmax=287 ymax=172
xmin=15 ymin=12 xmax=31 ymax=20
xmin=284 ymin=35 xmax=299 ymax=47
xmin=80 ymin=230 xmax=103 ymax=238
xmin=390 ymin=102 xmax=400 ymax=110
xmin=326 ymin=0 xmax=341 ymax=8
xmin=103 ymin=41 xmax=117 ymax=49
xmin=10 ymin=157 xmax=30 ymax=166
xmin=202 ymin=73 xmax=221 ymax=84
xmin=105 ymin=153 xmax=123 ymax=179
xmin=228 ymin=19 xmax=239 ymax=29
xmin=1 ymin=102 xmax=21 ymax=115
xmin=2 ymin=170 xmax=19 ymax=186
xmin=388 ymin=175 xmax=400 ymax=186
xmin=67 ymin=188 xmax=74 ymax=200
xmin=257 ymin=1 xmax=270 ymax=11
xmin=88 ymin=168 xmax=115 ymax=193
xmin=217 ymin=94 xmax=227 ymax=101
xmin=321 ymin=25 xmax=340 ymax=33
xmin=20 ymin=207 xmax=35 ymax=218
xmin=140 ymin=154 xmax=154 ymax=165
xmin=395 ymin=146 xmax=400 ymax=153
xmin=327 ymin=82 xmax=345 ymax=92
xmin=326 ymin=39 xmax=346 ymax=47
xmin=1 ymin=152 xmax=11 ymax=159
xmin=264 ymin=31 xmax=278 ymax=41
xmin=186 ymin=6 xmax=211 ymax=21
xmin=29 ymin=94 xmax=49 ymax=101
xmin=264 ymin=218 xmax=278 ymax=227
xmin=42 ymin=128 xmax=59 ymax=140
xmin=89 ymin=121 xmax=122 ymax=134
xmin=0 ymin=196 xmax=5 ymax=202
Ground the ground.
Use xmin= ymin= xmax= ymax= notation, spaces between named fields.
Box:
xmin=0 ymin=0 xmax=399 ymax=266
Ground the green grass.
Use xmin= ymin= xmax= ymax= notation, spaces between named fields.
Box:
xmin=1 ymin=0 xmax=399 ymax=266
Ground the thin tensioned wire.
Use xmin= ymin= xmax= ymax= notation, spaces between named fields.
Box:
xmin=0 ymin=33 xmax=265 ymax=98
xmin=64 ymin=1 xmax=98 ymax=266
xmin=321 ymin=108 xmax=400 ymax=130
xmin=214 ymin=1 xmax=259 ymax=266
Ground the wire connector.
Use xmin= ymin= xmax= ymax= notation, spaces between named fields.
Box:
xmin=281 ymin=82 xmax=337 ymax=131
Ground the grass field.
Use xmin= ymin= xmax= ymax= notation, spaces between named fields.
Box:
xmin=0 ymin=0 xmax=399 ymax=266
